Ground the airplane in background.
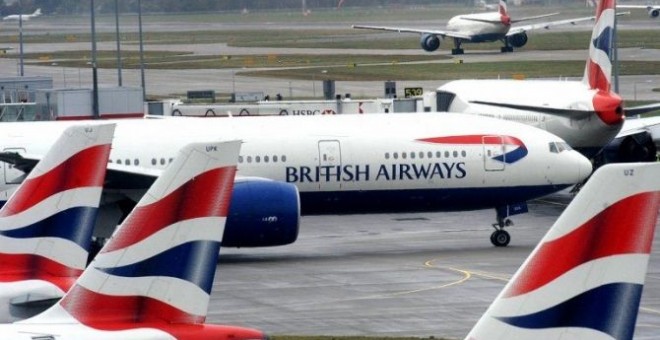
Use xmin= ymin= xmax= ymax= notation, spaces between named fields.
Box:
xmin=466 ymin=161 xmax=660 ymax=339
xmin=0 ymin=140 xmax=268 ymax=340
xmin=352 ymin=0 xmax=597 ymax=55
xmin=429 ymin=0 xmax=660 ymax=162
xmin=2 ymin=8 xmax=41 ymax=21
xmin=0 ymin=124 xmax=114 ymax=322
xmin=618 ymin=4 xmax=660 ymax=17
xmin=0 ymin=113 xmax=592 ymax=247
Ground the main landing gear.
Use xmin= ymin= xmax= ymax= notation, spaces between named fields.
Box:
xmin=491 ymin=216 xmax=513 ymax=247
xmin=451 ymin=38 xmax=464 ymax=55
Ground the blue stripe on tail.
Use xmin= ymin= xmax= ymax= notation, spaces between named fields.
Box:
xmin=497 ymin=283 xmax=642 ymax=340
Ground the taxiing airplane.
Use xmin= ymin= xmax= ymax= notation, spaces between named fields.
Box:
xmin=618 ymin=4 xmax=660 ymax=17
xmin=352 ymin=0 xmax=596 ymax=55
xmin=0 ymin=113 xmax=592 ymax=247
xmin=0 ymin=124 xmax=114 ymax=322
xmin=0 ymin=140 xmax=268 ymax=340
xmin=2 ymin=8 xmax=41 ymax=21
xmin=431 ymin=0 xmax=660 ymax=161
xmin=466 ymin=161 xmax=660 ymax=339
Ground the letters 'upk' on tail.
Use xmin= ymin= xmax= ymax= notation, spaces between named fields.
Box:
xmin=30 ymin=140 xmax=246 ymax=338
xmin=466 ymin=162 xmax=660 ymax=340
xmin=0 ymin=124 xmax=115 ymax=293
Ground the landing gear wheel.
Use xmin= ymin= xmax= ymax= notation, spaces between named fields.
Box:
xmin=500 ymin=46 xmax=513 ymax=53
xmin=491 ymin=230 xmax=511 ymax=247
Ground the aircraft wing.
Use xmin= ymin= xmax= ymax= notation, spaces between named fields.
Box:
xmin=507 ymin=15 xmax=596 ymax=36
xmin=351 ymin=25 xmax=473 ymax=40
xmin=0 ymin=151 xmax=160 ymax=190
xmin=0 ymin=151 xmax=37 ymax=173
xmin=617 ymin=116 xmax=660 ymax=139
xmin=104 ymin=163 xmax=160 ymax=190
xmin=468 ymin=100 xmax=594 ymax=120
xmin=510 ymin=12 xmax=560 ymax=24
xmin=625 ymin=102 xmax=660 ymax=117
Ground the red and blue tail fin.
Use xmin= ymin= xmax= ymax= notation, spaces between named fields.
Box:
xmin=54 ymin=140 xmax=241 ymax=330
xmin=583 ymin=0 xmax=615 ymax=92
xmin=498 ymin=0 xmax=511 ymax=25
xmin=0 ymin=124 xmax=115 ymax=292
xmin=466 ymin=162 xmax=660 ymax=340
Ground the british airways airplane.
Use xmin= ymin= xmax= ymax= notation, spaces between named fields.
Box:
xmin=432 ymin=0 xmax=660 ymax=162
xmin=0 ymin=140 xmax=268 ymax=340
xmin=466 ymin=162 xmax=660 ymax=340
xmin=0 ymin=124 xmax=114 ymax=322
xmin=0 ymin=113 xmax=591 ymax=247
xmin=352 ymin=0 xmax=596 ymax=55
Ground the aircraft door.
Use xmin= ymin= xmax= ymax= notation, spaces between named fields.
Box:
xmin=483 ymin=136 xmax=505 ymax=171
xmin=318 ymin=140 xmax=342 ymax=190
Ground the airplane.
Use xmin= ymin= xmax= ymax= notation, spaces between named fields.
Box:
xmin=352 ymin=0 xmax=597 ymax=55
xmin=466 ymin=161 xmax=660 ymax=339
xmin=0 ymin=124 xmax=115 ymax=322
xmin=0 ymin=139 xmax=268 ymax=340
xmin=617 ymin=4 xmax=660 ymax=18
xmin=428 ymin=0 xmax=660 ymax=162
xmin=2 ymin=8 xmax=41 ymax=21
xmin=0 ymin=113 xmax=592 ymax=247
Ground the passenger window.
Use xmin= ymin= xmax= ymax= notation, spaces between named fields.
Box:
xmin=385 ymin=152 xmax=390 ymax=160
xmin=151 ymin=158 xmax=156 ymax=166
xmin=282 ymin=155 xmax=287 ymax=162
xmin=238 ymin=156 xmax=244 ymax=163
xmin=135 ymin=159 xmax=140 ymax=166
xmin=273 ymin=155 xmax=278 ymax=162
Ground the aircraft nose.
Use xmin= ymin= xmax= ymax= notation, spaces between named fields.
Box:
xmin=573 ymin=151 xmax=593 ymax=183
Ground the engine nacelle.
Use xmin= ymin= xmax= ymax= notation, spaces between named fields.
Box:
xmin=596 ymin=131 xmax=657 ymax=165
xmin=420 ymin=34 xmax=441 ymax=52
xmin=650 ymin=8 xmax=659 ymax=18
xmin=223 ymin=178 xmax=300 ymax=248
xmin=508 ymin=32 xmax=528 ymax=48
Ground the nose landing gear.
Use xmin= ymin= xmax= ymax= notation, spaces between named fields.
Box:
xmin=491 ymin=217 xmax=513 ymax=247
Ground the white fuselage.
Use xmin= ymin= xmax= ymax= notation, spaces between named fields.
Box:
xmin=437 ymin=80 xmax=623 ymax=156
xmin=447 ymin=12 xmax=509 ymax=42
xmin=0 ymin=113 xmax=591 ymax=213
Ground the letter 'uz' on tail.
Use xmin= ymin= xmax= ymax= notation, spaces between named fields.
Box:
xmin=466 ymin=162 xmax=660 ymax=340
xmin=0 ymin=124 xmax=114 ymax=322
xmin=22 ymin=140 xmax=267 ymax=339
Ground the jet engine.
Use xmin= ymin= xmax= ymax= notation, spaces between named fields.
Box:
xmin=420 ymin=34 xmax=441 ymax=52
xmin=222 ymin=177 xmax=300 ymax=247
xmin=596 ymin=131 xmax=657 ymax=165
xmin=649 ymin=8 xmax=659 ymax=18
xmin=508 ymin=32 xmax=528 ymax=48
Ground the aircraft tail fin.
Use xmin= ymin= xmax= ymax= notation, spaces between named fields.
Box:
xmin=498 ymin=0 xmax=511 ymax=24
xmin=583 ymin=0 xmax=615 ymax=92
xmin=33 ymin=8 xmax=41 ymax=16
xmin=0 ymin=124 xmax=114 ymax=291
xmin=466 ymin=162 xmax=660 ymax=340
xmin=52 ymin=140 xmax=241 ymax=328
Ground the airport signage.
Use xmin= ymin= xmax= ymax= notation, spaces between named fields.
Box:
xmin=404 ymin=87 xmax=424 ymax=98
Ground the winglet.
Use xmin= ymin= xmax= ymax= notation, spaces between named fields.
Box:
xmin=466 ymin=162 xmax=660 ymax=340
xmin=0 ymin=124 xmax=114 ymax=292
xmin=51 ymin=140 xmax=241 ymax=329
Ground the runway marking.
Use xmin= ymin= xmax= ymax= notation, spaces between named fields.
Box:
xmin=424 ymin=259 xmax=510 ymax=282
xmin=640 ymin=306 xmax=660 ymax=315
xmin=531 ymin=198 xmax=570 ymax=207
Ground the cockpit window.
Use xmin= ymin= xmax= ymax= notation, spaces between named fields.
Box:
xmin=549 ymin=142 xmax=573 ymax=153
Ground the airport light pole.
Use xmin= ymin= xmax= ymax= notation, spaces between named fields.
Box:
xmin=115 ymin=0 xmax=123 ymax=86
xmin=138 ymin=0 xmax=146 ymax=100
xmin=91 ymin=0 xmax=99 ymax=119
xmin=18 ymin=0 xmax=24 ymax=76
